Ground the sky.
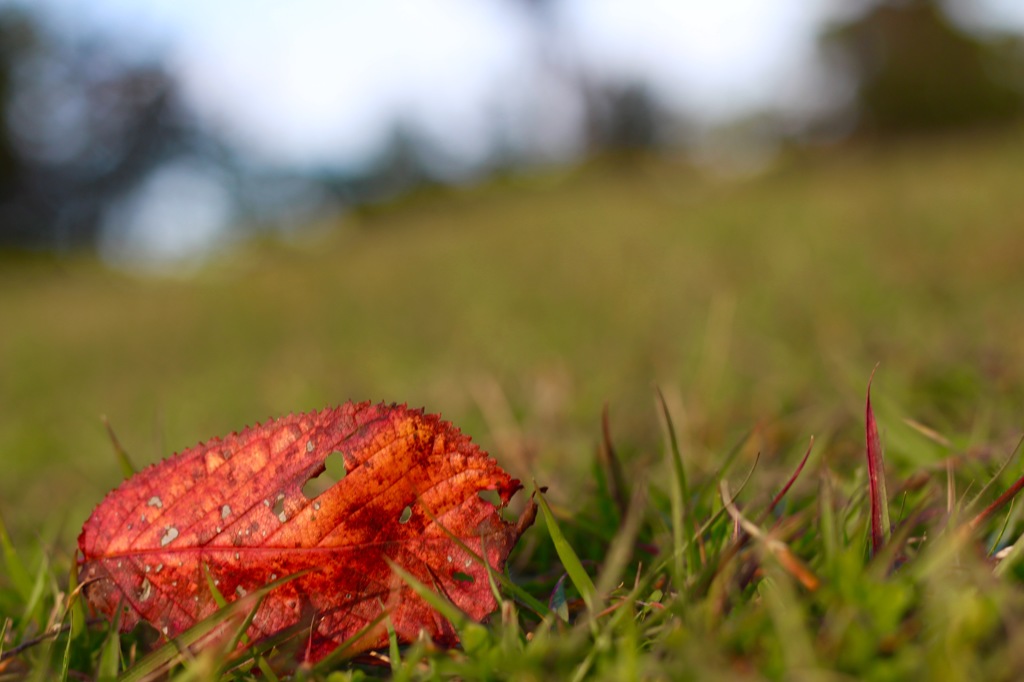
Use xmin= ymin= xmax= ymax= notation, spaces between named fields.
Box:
xmin=24 ymin=0 xmax=1024 ymax=171
xmin=34 ymin=0 xmax=843 ymax=170
xmin=16 ymin=0 xmax=1024 ymax=266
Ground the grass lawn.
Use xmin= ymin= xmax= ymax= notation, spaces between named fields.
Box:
xmin=3 ymin=127 xmax=1024 ymax=679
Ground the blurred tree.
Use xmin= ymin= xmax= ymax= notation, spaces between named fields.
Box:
xmin=824 ymin=0 xmax=1024 ymax=134
xmin=340 ymin=122 xmax=436 ymax=205
xmin=0 ymin=9 xmax=234 ymax=253
xmin=506 ymin=0 xmax=670 ymax=157
xmin=0 ymin=8 xmax=39 ymax=247
xmin=583 ymin=80 xmax=668 ymax=155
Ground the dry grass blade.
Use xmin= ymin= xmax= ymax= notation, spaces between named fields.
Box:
xmin=902 ymin=418 xmax=953 ymax=448
xmin=693 ymin=439 xmax=810 ymax=598
xmin=720 ymin=480 xmax=820 ymax=592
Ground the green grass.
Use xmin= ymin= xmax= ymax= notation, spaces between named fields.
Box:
xmin=4 ymin=127 xmax=1024 ymax=678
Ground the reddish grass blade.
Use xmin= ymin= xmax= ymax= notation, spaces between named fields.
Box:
xmin=720 ymin=480 xmax=820 ymax=592
xmin=866 ymin=370 xmax=891 ymax=557
xmin=759 ymin=436 xmax=814 ymax=524
xmin=968 ymin=470 xmax=1024 ymax=533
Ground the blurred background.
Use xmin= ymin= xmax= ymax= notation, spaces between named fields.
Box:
xmin=3 ymin=0 xmax=1024 ymax=538
xmin=1 ymin=0 xmax=1022 ymax=265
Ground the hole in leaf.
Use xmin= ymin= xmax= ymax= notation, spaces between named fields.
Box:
xmin=477 ymin=489 xmax=501 ymax=506
xmin=302 ymin=451 xmax=348 ymax=500
xmin=272 ymin=495 xmax=286 ymax=521
xmin=452 ymin=571 xmax=474 ymax=583
xmin=399 ymin=506 xmax=413 ymax=524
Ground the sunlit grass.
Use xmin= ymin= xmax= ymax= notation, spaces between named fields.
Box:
xmin=3 ymin=128 xmax=1024 ymax=678
xmin=7 ymin=386 xmax=1024 ymax=679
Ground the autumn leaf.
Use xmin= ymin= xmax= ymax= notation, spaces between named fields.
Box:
xmin=78 ymin=402 xmax=534 ymax=662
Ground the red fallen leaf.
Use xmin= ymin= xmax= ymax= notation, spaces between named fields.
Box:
xmin=78 ymin=402 xmax=534 ymax=662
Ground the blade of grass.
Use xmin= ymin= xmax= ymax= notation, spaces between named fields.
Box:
xmin=964 ymin=434 xmax=1024 ymax=515
xmin=385 ymin=558 xmax=470 ymax=628
xmin=987 ymin=497 xmax=1015 ymax=557
xmin=758 ymin=564 xmax=819 ymax=674
xmin=414 ymin=494 xmax=545 ymax=618
xmin=223 ymin=593 xmax=265 ymax=654
xmin=690 ymin=439 xmax=807 ymax=596
xmin=995 ymin=538 xmax=1024 ymax=577
xmin=533 ymin=481 xmax=596 ymax=612
xmin=385 ymin=559 xmax=492 ymax=658
xmin=598 ymin=404 xmax=629 ymax=519
xmin=97 ymin=601 xmax=124 ymax=679
xmin=0 ymin=618 xmax=8 ymax=666
xmin=255 ymin=656 xmax=281 ymax=682
xmin=309 ymin=609 xmax=392 ymax=672
xmin=593 ymin=481 xmax=649 ymax=603
xmin=902 ymin=417 xmax=953 ymax=448
xmin=60 ymin=568 xmax=89 ymax=682
xmin=569 ymin=644 xmax=598 ymax=682
xmin=967 ymin=469 xmax=1024 ymax=533
xmin=102 ymin=415 xmax=137 ymax=478
xmin=946 ymin=458 xmax=956 ymax=518
xmin=761 ymin=436 xmax=815 ymax=522
xmin=500 ymin=575 xmax=552 ymax=619
xmin=119 ymin=571 xmax=306 ymax=682
xmin=721 ymin=480 xmax=820 ymax=592
xmin=202 ymin=563 xmax=228 ymax=610
xmin=866 ymin=369 xmax=891 ymax=557
xmin=819 ymin=471 xmax=839 ymax=573
xmin=686 ymin=452 xmax=762 ymax=597
xmin=384 ymin=501 xmax=549 ymax=618
xmin=118 ymin=609 xmax=237 ymax=682
xmin=693 ymin=424 xmax=757 ymax=500
xmin=67 ymin=562 xmax=86 ymax=641
xmin=224 ymin=618 xmax=311 ymax=672
xmin=387 ymin=617 xmax=400 ymax=676
xmin=655 ymin=387 xmax=698 ymax=583
xmin=0 ymin=510 xmax=32 ymax=602
xmin=22 ymin=554 xmax=50 ymax=627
